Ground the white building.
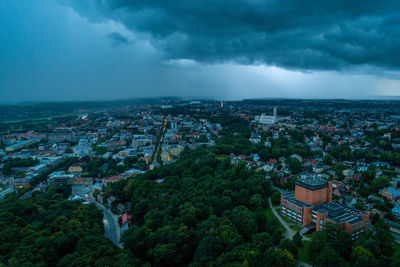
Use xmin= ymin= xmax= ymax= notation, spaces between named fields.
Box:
xmin=257 ymin=107 xmax=277 ymax=125
xmin=74 ymin=139 xmax=93 ymax=157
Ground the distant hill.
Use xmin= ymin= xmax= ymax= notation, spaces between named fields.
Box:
xmin=0 ymin=97 xmax=184 ymax=123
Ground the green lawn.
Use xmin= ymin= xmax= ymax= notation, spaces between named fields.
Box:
xmin=274 ymin=207 xmax=301 ymax=227
xmin=216 ymin=155 xmax=229 ymax=161
xmin=304 ymin=232 xmax=314 ymax=239
xmin=290 ymin=225 xmax=301 ymax=231
xmin=297 ymin=241 xmax=312 ymax=264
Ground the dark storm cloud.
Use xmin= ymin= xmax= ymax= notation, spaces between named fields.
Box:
xmin=66 ymin=0 xmax=400 ymax=71
xmin=106 ymin=31 xmax=131 ymax=47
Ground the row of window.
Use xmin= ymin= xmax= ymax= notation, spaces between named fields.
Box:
xmin=351 ymin=229 xmax=365 ymax=240
xmin=352 ymin=222 xmax=366 ymax=230
xmin=282 ymin=206 xmax=302 ymax=216
xmin=281 ymin=203 xmax=302 ymax=213
xmin=352 ymin=229 xmax=365 ymax=236
xmin=281 ymin=208 xmax=303 ymax=224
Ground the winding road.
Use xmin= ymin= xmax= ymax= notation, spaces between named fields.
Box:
xmin=268 ymin=197 xmax=296 ymax=239
xmin=268 ymin=196 xmax=312 ymax=267
xmin=268 ymin=184 xmax=311 ymax=241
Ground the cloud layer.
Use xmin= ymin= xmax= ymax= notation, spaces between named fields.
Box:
xmin=1 ymin=0 xmax=400 ymax=103
xmin=106 ymin=31 xmax=131 ymax=47
xmin=67 ymin=0 xmax=400 ymax=71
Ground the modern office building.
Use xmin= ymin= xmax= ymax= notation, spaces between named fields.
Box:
xmin=280 ymin=175 xmax=369 ymax=239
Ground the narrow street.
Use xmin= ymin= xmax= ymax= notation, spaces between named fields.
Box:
xmin=153 ymin=118 xmax=168 ymax=165
xmin=90 ymin=193 xmax=122 ymax=248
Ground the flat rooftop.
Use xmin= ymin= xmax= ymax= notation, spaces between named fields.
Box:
xmin=282 ymin=192 xmax=313 ymax=208
xmin=316 ymin=202 xmax=365 ymax=225
xmin=296 ymin=175 xmax=328 ymax=190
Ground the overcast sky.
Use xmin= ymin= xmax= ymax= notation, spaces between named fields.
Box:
xmin=1 ymin=0 xmax=400 ymax=103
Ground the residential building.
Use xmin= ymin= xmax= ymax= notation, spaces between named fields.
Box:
xmin=5 ymin=138 xmax=41 ymax=152
xmin=47 ymin=129 xmax=73 ymax=144
xmin=249 ymin=132 xmax=261 ymax=144
xmin=48 ymin=171 xmax=74 ymax=185
xmin=392 ymin=202 xmax=400 ymax=219
xmin=379 ymin=187 xmax=400 ymax=202
xmin=13 ymin=178 xmax=30 ymax=189
xmin=161 ymin=150 xmax=171 ymax=163
xmin=68 ymin=165 xmax=83 ymax=173
xmin=74 ymin=139 xmax=93 ymax=157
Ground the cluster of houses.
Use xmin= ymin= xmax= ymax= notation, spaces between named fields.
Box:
xmin=0 ymin=104 xmax=221 ymax=191
xmin=243 ymin=106 xmax=400 ymax=234
xmin=3 ymin=100 xmax=400 ymax=237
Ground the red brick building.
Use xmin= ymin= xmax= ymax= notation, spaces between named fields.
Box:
xmin=280 ymin=175 xmax=369 ymax=239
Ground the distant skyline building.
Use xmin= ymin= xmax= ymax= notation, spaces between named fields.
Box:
xmin=47 ymin=128 xmax=73 ymax=144
xmin=257 ymin=107 xmax=277 ymax=125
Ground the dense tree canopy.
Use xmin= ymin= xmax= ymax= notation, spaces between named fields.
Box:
xmin=103 ymin=147 xmax=285 ymax=266
xmin=0 ymin=186 xmax=144 ymax=267
xmin=2 ymin=157 xmax=40 ymax=176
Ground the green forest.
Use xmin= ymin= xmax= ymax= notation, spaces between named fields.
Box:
xmin=0 ymin=185 xmax=145 ymax=267
xmin=103 ymin=147 xmax=299 ymax=266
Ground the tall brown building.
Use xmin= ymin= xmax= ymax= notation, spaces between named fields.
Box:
xmin=280 ymin=175 xmax=369 ymax=240
xmin=294 ymin=177 xmax=333 ymax=204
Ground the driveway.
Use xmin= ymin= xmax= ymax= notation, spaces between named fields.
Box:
xmin=271 ymin=185 xmax=288 ymax=194
xmin=269 ymin=197 xmax=296 ymax=239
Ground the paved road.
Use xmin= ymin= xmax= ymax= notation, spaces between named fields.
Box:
xmin=90 ymin=193 xmax=122 ymax=248
xmin=269 ymin=197 xmax=295 ymax=239
xmin=153 ymin=118 xmax=168 ymax=165
xmin=268 ymin=197 xmax=311 ymax=241
xmin=271 ymin=185 xmax=288 ymax=194
xmin=268 ymin=197 xmax=313 ymax=266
